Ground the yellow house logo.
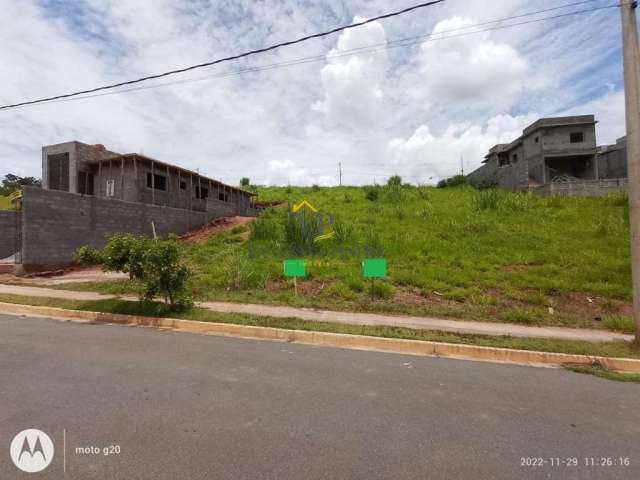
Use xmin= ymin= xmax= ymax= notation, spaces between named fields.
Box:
xmin=292 ymin=200 xmax=335 ymax=242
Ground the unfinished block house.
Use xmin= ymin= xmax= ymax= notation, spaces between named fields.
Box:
xmin=2 ymin=141 xmax=256 ymax=269
xmin=466 ymin=115 xmax=628 ymax=195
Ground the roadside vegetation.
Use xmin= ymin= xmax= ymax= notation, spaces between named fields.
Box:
xmin=63 ymin=183 xmax=633 ymax=331
xmin=564 ymin=364 xmax=640 ymax=383
xmin=0 ymin=293 xmax=638 ymax=360
xmin=76 ymin=234 xmax=192 ymax=309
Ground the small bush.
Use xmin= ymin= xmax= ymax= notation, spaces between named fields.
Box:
xmin=386 ymin=184 xmax=404 ymax=204
xmin=320 ymin=283 xmax=357 ymax=301
xmin=368 ymin=281 xmax=394 ymax=299
xmin=504 ymin=308 xmax=535 ymax=324
xmin=75 ymin=245 xmax=103 ymax=266
xmin=223 ymin=250 xmax=254 ymax=290
xmin=437 ymin=175 xmax=466 ymax=188
xmin=142 ymin=240 xmax=192 ymax=307
xmin=102 ymin=234 xmax=150 ymax=280
xmin=365 ymin=186 xmax=380 ymax=201
xmin=387 ymin=175 xmax=402 ymax=187
xmin=311 ymin=184 xmax=320 ymax=191
xmin=333 ymin=219 xmax=355 ymax=244
xmin=285 ymin=208 xmax=320 ymax=254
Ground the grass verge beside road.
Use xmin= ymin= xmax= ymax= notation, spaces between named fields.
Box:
xmin=564 ymin=364 xmax=640 ymax=383
xmin=1 ymin=293 xmax=638 ymax=360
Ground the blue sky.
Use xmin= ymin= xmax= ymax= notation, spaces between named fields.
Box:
xmin=0 ymin=0 xmax=629 ymax=185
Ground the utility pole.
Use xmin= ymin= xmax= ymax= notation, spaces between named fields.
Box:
xmin=460 ymin=156 xmax=464 ymax=176
xmin=339 ymin=162 xmax=342 ymax=186
xmin=620 ymin=0 xmax=640 ymax=342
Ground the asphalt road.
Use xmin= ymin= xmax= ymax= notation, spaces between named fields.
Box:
xmin=0 ymin=314 xmax=638 ymax=480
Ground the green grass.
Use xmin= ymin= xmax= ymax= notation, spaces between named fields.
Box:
xmin=0 ymin=195 xmax=12 ymax=210
xmin=59 ymin=185 xmax=633 ymax=329
xmin=565 ymin=364 xmax=640 ymax=383
xmin=602 ymin=315 xmax=635 ymax=333
xmin=1 ymin=293 xmax=639 ymax=360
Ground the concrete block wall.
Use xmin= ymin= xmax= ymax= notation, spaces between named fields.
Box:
xmin=20 ymin=187 xmax=241 ymax=266
xmin=0 ymin=211 xmax=18 ymax=259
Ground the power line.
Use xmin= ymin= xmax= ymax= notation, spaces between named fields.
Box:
xmin=0 ymin=0 xmax=445 ymax=111
xmin=5 ymin=1 xmax=622 ymax=110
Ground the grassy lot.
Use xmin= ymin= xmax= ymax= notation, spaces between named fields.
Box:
xmin=59 ymin=185 xmax=633 ymax=330
xmin=0 ymin=195 xmax=12 ymax=210
xmin=0 ymin=293 xmax=638 ymax=360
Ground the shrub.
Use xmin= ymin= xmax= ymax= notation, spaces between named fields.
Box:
xmin=364 ymin=186 xmax=380 ymax=201
xmin=223 ymin=250 xmax=254 ymax=290
xmin=90 ymin=235 xmax=191 ymax=308
xmin=504 ymin=308 xmax=535 ymax=324
xmin=368 ymin=281 xmax=394 ymax=299
xmin=102 ymin=234 xmax=150 ymax=279
xmin=311 ymin=184 xmax=320 ymax=191
xmin=141 ymin=240 xmax=192 ymax=307
xmin=386 ymin=184 xmax=404 ymax=204
xmin=285 ymin=208 xmax=320 ymax=254
xmin=437 ymin=175 xmax=466 ymax=188
xmin=74 ymin=245 xmax=103 ymax=266
xmin=387 ymin=175 xmax=402 ymax=187
xmin=333 ymin=219 xmax=355 ymax=244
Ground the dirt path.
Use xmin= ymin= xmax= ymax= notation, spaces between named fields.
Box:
xmin=0 ymin=284 xmax=633 ymax=343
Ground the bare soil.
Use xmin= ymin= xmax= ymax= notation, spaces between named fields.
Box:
xmin=180 ymin=216 xmax=255 ymax=244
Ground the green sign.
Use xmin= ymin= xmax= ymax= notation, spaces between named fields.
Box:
xmin=362 ymin=258 xmax=387 ymax=278
xmin=283 ymin=259 xmax=306 ymax=278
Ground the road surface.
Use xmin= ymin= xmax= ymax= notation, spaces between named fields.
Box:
xmin=0 ymin=313 xmax=638 ymax=479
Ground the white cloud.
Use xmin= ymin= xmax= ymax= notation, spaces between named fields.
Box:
xmin=561 ymin=89 xmax=626 ymax=146
xmin=314 ymin=16 xmax=387 ymax=131
xmin=416 ymin=17 xmax=530 ymax=110
xmin=387 ymin=113 xmax=538 ymax=181
xmin=0 ymin=0 xmax=627 ymax=186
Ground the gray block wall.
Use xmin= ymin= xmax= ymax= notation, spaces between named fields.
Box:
xmin=20 ymin=187 xmax=238 ymax=266
xmin=0 ymin=211 xmax=18 ymax=259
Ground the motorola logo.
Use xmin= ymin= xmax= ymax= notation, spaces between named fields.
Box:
xmin=10 ymin=429 xmax=54 ymax=473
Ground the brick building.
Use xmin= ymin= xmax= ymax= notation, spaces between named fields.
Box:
xmin=1 ymin=141 xmax=256 ymax=269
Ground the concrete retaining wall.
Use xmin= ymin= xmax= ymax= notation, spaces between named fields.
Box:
xmin=20 ymin=187 xmax=239 ymax=266
xmin=0 ymin=210 xmax=18 ymax=259
xmin=530 ymin=178 xmax=628 ymax=197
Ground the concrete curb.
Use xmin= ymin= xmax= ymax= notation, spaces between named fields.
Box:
xmin=2 ymin=302 xmax=640 ymax=372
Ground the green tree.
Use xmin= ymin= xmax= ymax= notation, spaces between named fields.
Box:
xmin=240 ymin=177 xmax=250 ymax=187
xmin=0 ymin=174 xmax=41 ymax=195
xmin=141 ymin=240 xmax=192 ymax=307
xmin=387 ymin=175 xmax=402 ymax=187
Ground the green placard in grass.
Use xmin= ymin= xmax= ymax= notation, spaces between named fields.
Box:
xmin=283 ymin=259 xmax=306 ymax=278
xmin=362 ymin=258 xmax=386 ymax=278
